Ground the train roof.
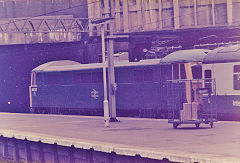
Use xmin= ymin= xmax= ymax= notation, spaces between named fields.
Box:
xmin=32 ymin=60 xmax=81 ymax=71
xmin=203 ymin=44 xmax=240 ymax=64
xmin=160 ymin=49 xmax=210 ymax=64
xmin=32 ymin=59 xmax=162 ymax=72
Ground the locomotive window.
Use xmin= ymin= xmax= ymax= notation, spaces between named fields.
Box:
xmin=134 ymin=70 xmax=143 ymax=82
xmin=234 ymin=65 xmax=240 ymax=73
xmin=204 ymin=70 xmax=212 ymax=78
xmin=180 ymin=64 xmax=186 ymax=79
xmin=36 ymin=73 xmax=44 ymax=85
xmin=144 ymin=69 xmax=153 ymax=81
xmin=233 ymin=65 xmax=240 ymax=90
xmin=172 ymin=64 xmax=179 ymax=80
xmin=81 ymin=72 xmax=91 ymax=83
xmin=192 ymin=65 xmax=202 ymax=79
xmin=172 ymin=64 xmax=186 ymax=79
xmin=31 ymin=72 xmax=36 ymax=85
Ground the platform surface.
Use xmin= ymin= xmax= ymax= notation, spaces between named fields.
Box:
xmin=0 ymin=113 xmax=239 ymax=163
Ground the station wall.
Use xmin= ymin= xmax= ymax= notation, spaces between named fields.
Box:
xmin=0 ymin=0 xmax=88 ymax=18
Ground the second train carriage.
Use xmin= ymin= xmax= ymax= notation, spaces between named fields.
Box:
xmin=29 ymin=49 xmax=210 ymax=118
xmin=202 ymin=44 xmax=240 ymax=120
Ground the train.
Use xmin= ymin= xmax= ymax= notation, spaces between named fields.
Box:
xmin=202 ymin=44 xmax=240 ymax=120
xmin=29 ymin=45 xmax=240 ymax=120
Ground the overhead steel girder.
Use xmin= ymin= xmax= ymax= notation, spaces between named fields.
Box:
xmin=0 ymin=18 xmax=94 ymax=33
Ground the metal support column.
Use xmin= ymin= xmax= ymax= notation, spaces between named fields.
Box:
xmin=107 ymin=20 xmax=118 ymax=122
xmin=91 ymin=17 xmax=118 ymax=123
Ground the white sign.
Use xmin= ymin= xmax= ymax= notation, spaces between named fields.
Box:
xmin=233 ymin=100 xmax=240 ymax=107
xmin=91 ymin=89 xmax=99 ymax=100
xmin=32 ymin=88 xmax=37 ymax=92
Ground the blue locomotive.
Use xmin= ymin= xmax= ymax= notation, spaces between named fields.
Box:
xmin=29 ymin=46 xmax=240 ymax=120
xmin=29 ymin=49 xmax=210 ymax=118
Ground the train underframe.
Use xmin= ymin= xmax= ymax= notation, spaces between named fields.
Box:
xmin=29 ymin=107 xmax=169 ymax=119
xmin=29 ymin=107 xmax=240 ymax=121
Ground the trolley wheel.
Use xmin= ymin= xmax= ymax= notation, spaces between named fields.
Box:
xmin=173 ymin=123 xmax=178 ymax=129
xmin=195 ymin=123 xmax=200 ymax=128
xmin=210 ymin=122 xmax=213 ymax=128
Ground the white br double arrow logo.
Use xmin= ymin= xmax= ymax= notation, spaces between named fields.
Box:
xmin=91 ymin=89 xmax=99 ymax=99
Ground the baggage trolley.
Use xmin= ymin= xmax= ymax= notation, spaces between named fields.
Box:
xmin=167 ymin=79 xmax=217 ymax=128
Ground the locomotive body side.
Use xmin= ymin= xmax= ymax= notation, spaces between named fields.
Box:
xmin=30 ymin=70 xmax=104 ymax=114
xmin=29 ymin=59 xmax=171 ymax=117
xmin=115 ymin=64 xmax=171 ymax=118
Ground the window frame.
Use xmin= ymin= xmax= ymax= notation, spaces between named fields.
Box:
xmin=233 ymin=65 xmax=240 ymax=90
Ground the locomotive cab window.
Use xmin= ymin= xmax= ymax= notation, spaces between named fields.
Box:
xmin=31 ymin=72 xmax=36 ymax=86
xmin=172 ymin=64 xmax=186 ymax=79
xmin=36 ymin=73 xmax=44 ymax=85
xmin=233 ymin=65 xmax=240 ymax=90
xmin=192 ymin=64 xmax=202 ymax=79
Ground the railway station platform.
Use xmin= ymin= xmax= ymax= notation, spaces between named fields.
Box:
xmin=0 ymin=113 xmax=239 ymax=163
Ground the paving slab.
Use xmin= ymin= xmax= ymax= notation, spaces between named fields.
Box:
xmin=0 ymin=113 xmax=239 ymax=163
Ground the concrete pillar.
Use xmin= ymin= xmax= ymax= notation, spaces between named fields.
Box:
xmin=149 ymin=0 xmax=157 ymax=29
xmin=158 ymin=0 xmax=163 ymax=29
xmin=211 ymin=0 xmax=215 ymax=25
xmin=194 ymin=0 xmax=197 ymax=26
xmin=123 ymin=0 xmax=129 ymax=32
xmin=136 ymin=0 xmax=143 ymax=30
xmin=173 ymin=0 xmax=180 ymax=29
xmin=227 ymin=0 xmax=233 ymax=25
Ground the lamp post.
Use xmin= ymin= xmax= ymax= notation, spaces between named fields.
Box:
xmin=91 ymin=17 xmax=115 ymax=126
xmin=100 ymin=24 xmax=110 ymax=126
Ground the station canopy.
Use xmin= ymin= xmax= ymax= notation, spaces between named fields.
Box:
xmin=203 ymin=44 xmax=240 ymax=64
xmin=160 ymin=49 xmax=210 ymax=64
